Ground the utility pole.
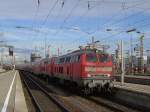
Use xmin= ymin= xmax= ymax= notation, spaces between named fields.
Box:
xmin=130 ymin=35 xmax=133 ymax=74
xmin=92 ymin=36 xmax=94 ymax=43
xmin=58 ymin=48 xmax=59 ymax=56
xmin=47 ymin=45 xmax=51 ymax=58
xmin=13 ymin=55 xmax=15 ymax=70
xmin=92 ymin=36 xmax=95 ymax=49
xmin=44 ymin=37 xmax=47 ymax=58
xmin=1 ymin=48 xmax=3 ymax=68
xmin=126 ymin=28 xmax=136 ymax=74
xmin=121 ymin=40 xmax=125 ymax=85
xmin=115 ymin=43 xmax=120 ymax=74
xmin=140 ymin=35 xmax=144 ymax=73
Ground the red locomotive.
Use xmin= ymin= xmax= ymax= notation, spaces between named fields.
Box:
xmin=30 ymin=48 xmax=113 ymax=94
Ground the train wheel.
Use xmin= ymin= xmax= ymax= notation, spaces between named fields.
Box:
xmin=82 ymin=88 xmax=91 ymax=96
xmin=46 ymin=76 xmax=49 ymax=84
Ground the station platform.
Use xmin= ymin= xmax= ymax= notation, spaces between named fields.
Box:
xmin=114 ymin=81 xmax=150 ymax=95
xmin=113 ymin=81 xmax=150 ymax=111
xmin=113 ymin=74 xmax=150 ymax=85
xmin=114 ymin=74 xmax=150 ymax=80
xmin=0 ymin=68 xmax=6 ymax=73
xmin=0 ymin=70 xmax=28 ymax=112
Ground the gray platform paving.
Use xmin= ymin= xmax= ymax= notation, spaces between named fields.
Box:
xmin=14 ymin=71 xmax=28 ymax=112
xmin=0 ymin=68 xmax=5 ymax=73
xmin=0 ymin=70 xmax=16 ymax=112
xmin=114 ymin=81 xmax=150 ymax=95
xmin=114 ymin=74 xmax=150 ymax=79
xmin=0 ymin=70 xmax=28 ymax=112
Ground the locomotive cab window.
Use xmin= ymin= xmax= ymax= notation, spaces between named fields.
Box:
xmin=99 ymin=54 xmax=110 ymax=62
xmin=86 ymin=53 xmax=97 ymax=62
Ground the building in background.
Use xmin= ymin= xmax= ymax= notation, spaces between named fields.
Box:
xmin=30 ymin=53 xmax=41 ymax=62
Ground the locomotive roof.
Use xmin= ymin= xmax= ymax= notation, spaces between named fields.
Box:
xmin=37 ymin=49 xmax=108 ymax=62
xmin=58 ymin=49 xmax=107 ymax=58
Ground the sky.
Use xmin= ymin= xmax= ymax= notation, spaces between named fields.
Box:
xmin=0 ymin=0 xmax=150 ymax=62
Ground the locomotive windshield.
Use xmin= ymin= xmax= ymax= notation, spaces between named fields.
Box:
xmin=86 ymin=53 xmax=97 ymax=62
xmin=99 ymin=54 xmax=110 ymax=62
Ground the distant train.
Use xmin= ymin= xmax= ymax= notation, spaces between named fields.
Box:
xmin=27 ymin=48 xmax=113 ymax=94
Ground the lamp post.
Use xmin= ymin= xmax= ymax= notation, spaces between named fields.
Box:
xmin=106 ymin=28 xmax=136 ymax=85
xmin=136 ymin=31 xmax=144 ymax=74
xmin=126 ymin=28 xmax=136 ymax=75
xmin=47 ymin=45 xmax=51 ymax=58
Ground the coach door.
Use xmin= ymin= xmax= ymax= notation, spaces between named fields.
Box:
xmin=70 ymin=55 xmax=75 ymax=80
xmin=72 ymin=54 xmax=81 ymax=81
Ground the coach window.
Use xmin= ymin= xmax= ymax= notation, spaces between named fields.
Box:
xmin=48 ymin=60 xmax=51 ymax=64
xmin=44 ymin=60 xmax=48 ymax=64
xmin=77 ymin=55 xmax=81 ymax=62
xmin=55 ymin=58 xmax=59 ymax=64
xmin=71 ymin=56 xmax=75 ymax=62
xmin=66 ymin=57 xmax=71 ymax=63
xmin=55 ymin=67 xmax=56 ymax=72
xmin=99 ymin=54 xmax=109 ymax=62
xmin=67 ymin=67 xmax=69 ymax=74
xmin=59 ymin=67 xmax=63 ymax=73
xmin=57 ymin=67 xmax=59 ymax=73
xmin=59 ymin=58 xmax=65 ymax=63
xmin=74 ymin=55 xmax=78 ymax=62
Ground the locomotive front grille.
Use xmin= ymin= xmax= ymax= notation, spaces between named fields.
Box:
xmin=97 ymin=67 xmax=112 ymax=71
xmin=85 ymin=66 xmax=96 ymax=72
xmin=85 ymin=66 xmax=112 ymax=72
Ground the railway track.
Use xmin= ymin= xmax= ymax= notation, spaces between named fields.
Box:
xmin=21 ymin=72 xmax=70 ymax=112
xmin=21 ymin=71 xmax=142 ymax=112
xmin=21 ymin=71 xmax=107 ymax=112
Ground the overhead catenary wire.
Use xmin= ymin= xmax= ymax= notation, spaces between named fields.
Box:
xmin=90 ymin=0 xmax=150 ymax=34
xmin=53 ymin=0 xmax=81 ymax=35
xmin=63 ymin=0 xmax=148 ymax=36
xmin=30 ymin=1 xmax=148 ymax=36
xmin=33 ymin=0 xmax=59 ymax=57
xmin=65 ymin=0 xmax=103 ymax=34
xmin=63 ymin=2 xmax=149 ymax=47
xmin=9 ymin=0 xmax=150 ymax=55
xmin=95 ymin=21 xmax=150 ymax=44
xmin=68 ymin=16 xmax=150 ymax=46
xmin=120 ymin=15 xmax=150 ymax=29
xmin=49 ymin=0 xmax=67 ymax=28
xmin=41 ymin=0 xmax=59 ymax=27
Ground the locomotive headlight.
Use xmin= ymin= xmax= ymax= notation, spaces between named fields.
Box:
xmin=107 ymin=74 xmax=111 ymax=77
xmin=87 ymin=74 xmax=91 ymax=77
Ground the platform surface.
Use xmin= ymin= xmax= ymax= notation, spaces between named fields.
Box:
xmin=114 ymin=74 xmax=150 ymax=79
xmin=14 ymin=70 xmax=28 ymax=112
xmin=0 ymin=68 xmax=6 ymax=73
xmin=114 ymin=81 xmax=150 ymax=95
xmin=0 ymin=70 xmax=28 ymax=112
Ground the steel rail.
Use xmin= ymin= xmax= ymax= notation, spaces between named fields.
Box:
xmin=21 ymin=73 xmax=43 ymax=112
xmin=21 ymin=72 xmax=70 ymax=112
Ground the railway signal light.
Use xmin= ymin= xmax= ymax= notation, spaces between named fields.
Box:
xmin=9 ymin=47 xmax=13 ymax=56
